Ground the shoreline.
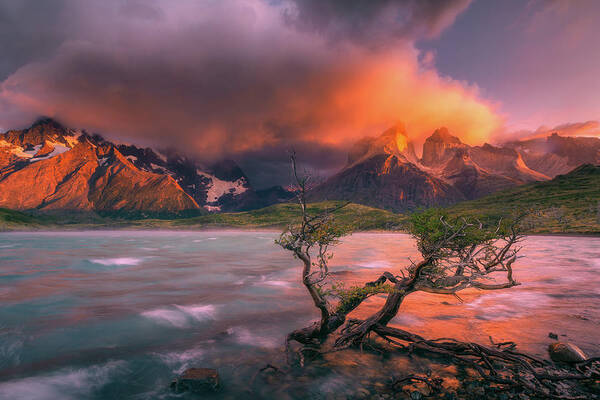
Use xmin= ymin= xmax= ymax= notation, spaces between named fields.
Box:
xmin=2 ymin=224 xmax=599 ymax=237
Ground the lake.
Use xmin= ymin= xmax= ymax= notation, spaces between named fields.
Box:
xmin=0 ymin=231 xmax=599 ymax=399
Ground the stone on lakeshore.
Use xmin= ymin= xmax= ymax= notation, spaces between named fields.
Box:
xmin=171 ymin=368 xmax=220 ymax=393
xmin=548 ymin=342 xmax=587 ymax=363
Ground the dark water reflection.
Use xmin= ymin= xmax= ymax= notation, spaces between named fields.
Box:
xmin=0 ymin=231 xmax=598 ymax=399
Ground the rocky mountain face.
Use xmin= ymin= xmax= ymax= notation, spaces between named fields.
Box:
xmin=309 ymin=125 xmax=465 ymax=211
xmin=0 ymin=119 xmax=290 ymax=215
xmin=1 ymin=119 xmax=595 ymax=216
xmin=310 ymin=125 xmax=596 ymax=212
xmin=504 ymin=133 xmax=600 ymax=178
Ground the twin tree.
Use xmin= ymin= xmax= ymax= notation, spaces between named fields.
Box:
xmin=274 ymin=153 xmax=599 ymax=399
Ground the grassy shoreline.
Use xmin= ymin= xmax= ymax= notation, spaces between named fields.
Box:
xmin=2 ymin=165 xmax=599 ymax=234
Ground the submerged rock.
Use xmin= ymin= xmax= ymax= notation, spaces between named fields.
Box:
xmin=171 ymin=368 xmax=220 ymax=393
xmin=548 ymin=342 xmax=587 ymax=363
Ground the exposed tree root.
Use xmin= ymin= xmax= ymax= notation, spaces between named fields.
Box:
xmin=368 ymin=324 xmax=600 ymax=399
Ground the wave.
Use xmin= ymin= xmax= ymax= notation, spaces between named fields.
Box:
xmin=359 ymin=260 xmax=392 ymax=269
xmin=0 ymin=335 xmax=23 ymax=369
xmin=0 ymin=361 xmax=125 ymax=400
xmin=260 ymin=280 xmax=292 ymax=288
xmin=231 ymin=327 xmax=280 ymax=348
xmin=141 ymin=304 xmax=216 ymax=328
xmin=157 ymin=347 xmax=205 ymax=374
xmin=88 ymin=257 xmax=143 ymax=266
xmin=468 ymin=291 xmax=550 ymax=321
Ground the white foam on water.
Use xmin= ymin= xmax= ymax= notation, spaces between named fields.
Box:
xmin=467 ymin=291 xmax=550 ymax=321
xmin=89 ymin=257 xmax=143 ymax=266
xmin=141 ymin=308 xmax=189 ymax=328
xmin=232 ymin=327 xmax=280 ymax=348
xmin=391 ymin=313 xmax=422 ymax=326
xmin=174 ymin=304 xmax=217 ymax=321
xmin=260 ymin=280 xmax=292 ymax=288
xmin=0 ymin=361 xmax=125 ymax=400
xmin=0 ymin=244 xmax=16 ymax=248
xmin=141 ymin=304 xmax=216 ymax=328
xmin=157 ymin=347 xmax=205 ymax=374
xmin=206 ymin=237 xmax=218 ymax=240
xmin=359 ymin=260 xmax=392 ymax=269
xmin=0 ymin=337 xmax=23 ymax=368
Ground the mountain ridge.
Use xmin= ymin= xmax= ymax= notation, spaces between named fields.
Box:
xmin=0 ymin=118 xmax=292 ymax=215
xmin=310 ymin=125 xmax=599 ymax=212
xmin=0 ymin=119 xmax=597 ymax=215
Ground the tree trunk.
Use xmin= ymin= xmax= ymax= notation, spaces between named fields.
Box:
xmin=335 ymin=283 xmax=412 ymax=347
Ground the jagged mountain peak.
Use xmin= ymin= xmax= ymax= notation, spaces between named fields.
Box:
xmin=421 ymin=127 xmax=466 ymax=167
xmin=427 ymin=127 xmax=462 ymax=144
xmin=0 ymin=118 xmax=284 ymax=215
xmin=347 ymin=124 xmax=418 ymax=167
xmin=30 ymin=117 xmax=66 ymax=131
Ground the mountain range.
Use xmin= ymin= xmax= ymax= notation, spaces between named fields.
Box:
xmin=0 ymin=118 xmax=293 ymax=216
xmin=0 ymin=118 xmax=598 ymax=215
xmin=310 ymin=124 xmax=599 ymax=211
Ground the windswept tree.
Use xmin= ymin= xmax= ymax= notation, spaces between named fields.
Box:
xmin=277 ymin=153 xmax=523 ymax=348
xmin=276 ymin=154 xmax=599 ymax=398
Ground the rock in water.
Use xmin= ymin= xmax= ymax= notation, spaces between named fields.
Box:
xmin=548 ymin=342 xmax=587 ymax=363
xmin=171 ymin=368 xmax=219 ymax=393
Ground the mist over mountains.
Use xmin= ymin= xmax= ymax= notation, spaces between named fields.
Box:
xmin=0 ymin=118 xmax=597 ymax=216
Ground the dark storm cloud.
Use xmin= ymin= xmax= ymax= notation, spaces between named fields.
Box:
xmin=285 ymin=0 xmax=471 ymax=46
xmin=0 ymin=0 xmax=71 ymax=80
xmin=0 ymin=0 xmax=486 ymax=187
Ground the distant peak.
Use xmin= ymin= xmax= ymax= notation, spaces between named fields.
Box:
xmin=31 ymin=117 xmax=65 ymax=130
xmin=379 ymin=123 xmax=410 ymax=153
xmin=381 ymin=122 xmax=408 ymax=138
xmin=427 ymin=127 xmax=462 ymax=144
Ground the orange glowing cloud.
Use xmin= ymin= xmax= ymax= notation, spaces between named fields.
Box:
xmin=0 ymin=0 xmax=498 ymax=170
xmin=287 ymin=49 xmax=503 ymax=151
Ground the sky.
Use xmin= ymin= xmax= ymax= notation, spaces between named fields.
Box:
xmin=0 ymin=0 xmax=598 ymax=187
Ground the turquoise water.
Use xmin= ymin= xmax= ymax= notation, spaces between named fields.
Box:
xmin=0 ymin=231 xmax=599 ymax=399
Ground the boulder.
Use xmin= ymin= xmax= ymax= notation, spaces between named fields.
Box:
xmin=171 ymin=368 xmax=219 ymax=393
xmin=548 ymin=342 xmax=587 ymax=363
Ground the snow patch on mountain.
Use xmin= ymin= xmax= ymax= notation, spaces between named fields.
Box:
xmin=197 ymin=170 xmax=248 ymax=203
xmin=30 ymin=142 xmax=71 ymax=162
xmin=11 ymin=144 xmax=42 ymax=158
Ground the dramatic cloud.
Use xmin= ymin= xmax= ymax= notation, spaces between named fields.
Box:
xmin=283 ymin=0 xmax=471 ymax=46
xmin=0 ymin=0 xmax=506 ymax=186
xmin=500 ymin=121 xmax=600 ymax=143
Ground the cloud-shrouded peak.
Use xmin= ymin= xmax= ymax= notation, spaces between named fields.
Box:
xmin=0 ymin=0 xmax=503 ymax=187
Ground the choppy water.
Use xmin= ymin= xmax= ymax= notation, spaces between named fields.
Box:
xmin=0 ymin=231 xmax=599 ymax=399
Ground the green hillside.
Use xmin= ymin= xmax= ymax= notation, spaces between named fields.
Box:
xmin=0 ymin=208 xmax=43 ymax=230
xmin=168 ymin=201 xmax=404 ymax=231
xmin=1 ymin=165 xmax=598 ymax=234
xmin=444 ymin=164 xmax=600 ymax=234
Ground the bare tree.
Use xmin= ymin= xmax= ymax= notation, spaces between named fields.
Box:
xmin=276 ymin=152 xmax=353 ymax=346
